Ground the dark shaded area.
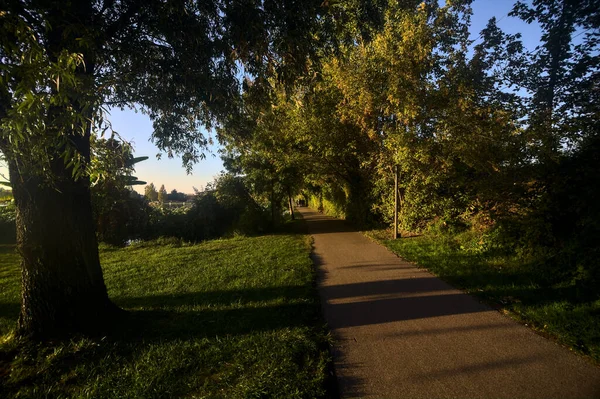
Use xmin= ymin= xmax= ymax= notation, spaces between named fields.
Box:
xmin=112 ymin=286 xmax=310 ymax=310
xmin=383 ymin=320 xmax=517 ymax=339
xmin=297 ymin=209 xmax=359 ymax=235
xmin=322 ymin=276 xmax=452 ymax=298
xmin=325 ymin=293 xmax=488 ymax=329
xmin=104 ymin=273 xmax=486 ymax=342
xmin=114 ymin=302 xmax=316 ymax=342
xmin=0 ymin=303 xmax=20 ymax=320
xmin=412 ymin=354 xmax=549 ymax=381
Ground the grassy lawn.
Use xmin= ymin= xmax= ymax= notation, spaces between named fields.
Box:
xmin=366 ymin=230 xmax=600 ymax=363
xmin=0 ymin=234 xmax=332 ymax=398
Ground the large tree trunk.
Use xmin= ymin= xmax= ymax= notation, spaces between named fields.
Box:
xmin=4 ymin=0 xmax=122 ymax=338
xmin=7 ymin=149 xmax=122 ymax=339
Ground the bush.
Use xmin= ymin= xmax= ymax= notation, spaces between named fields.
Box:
xmin=93 ymin=186 xmax=151 ymax=246
xmin=138 ymin=175 xmax=271 ymax=243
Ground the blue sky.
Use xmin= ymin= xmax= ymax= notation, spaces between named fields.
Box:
xmin=1 ymin=0 xmax=541 ymax=194
xmin=105 ymin=109 xmax=223 ymax=194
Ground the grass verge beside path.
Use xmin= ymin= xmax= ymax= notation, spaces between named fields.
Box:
xmin=365 ymin=230 xmax=600 ymax=364
xmin=0 ymin=233 xmax=332 ymax=398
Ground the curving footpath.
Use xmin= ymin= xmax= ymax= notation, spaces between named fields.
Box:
xmin=298 ymin=208 xmax=600 ymax=399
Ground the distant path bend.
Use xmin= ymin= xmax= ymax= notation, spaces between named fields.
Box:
xmin=298 ymin=208 xmax=600 ymax=399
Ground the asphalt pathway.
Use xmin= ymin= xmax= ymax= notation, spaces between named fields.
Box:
xmin=298 ymin=208 xmax=600 ymax=398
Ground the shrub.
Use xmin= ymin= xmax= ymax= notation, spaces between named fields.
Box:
xmin=138 ymin=175 xmax=271 ymax=243
xmin=93 ymin=186 xmax=151 ymax=246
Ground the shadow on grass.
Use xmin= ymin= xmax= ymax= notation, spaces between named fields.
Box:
xmin=0 ymin=286 xmax=320 ymax=343
xmin=116 ymin=302 xmax=318 ymax=342
xmin=102 ymin=285 xmax=321 ymax=343
xmin=112 ymin=285 xmax=312 ymax=309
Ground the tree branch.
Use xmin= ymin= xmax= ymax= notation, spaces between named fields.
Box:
xmin=103 ymin=0 xmax=145 ymax=41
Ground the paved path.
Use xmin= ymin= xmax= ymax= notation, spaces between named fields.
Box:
xmin=298 ymin=208 xmax=600 ymax=399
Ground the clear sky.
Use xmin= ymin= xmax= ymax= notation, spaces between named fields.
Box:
xmin=0 ymin=0 xmax=541 ymax=194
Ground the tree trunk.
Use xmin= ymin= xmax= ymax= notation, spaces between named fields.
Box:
xmin=7 ymin=151 xmax=122 ymax=339
xmin=1 ymin=0 xmax=124 ymax=339
xmin=287 ymin=188 xmax=295 ymax=220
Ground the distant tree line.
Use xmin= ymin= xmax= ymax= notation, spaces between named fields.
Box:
xmin=144 ymin=183 xmax=189 ymax=203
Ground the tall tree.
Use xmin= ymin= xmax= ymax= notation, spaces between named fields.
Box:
xmin=509 ymin=0 xmax=600 ymax=162
xmin=144 ymin=183 xmax=159 ymax=202
xmin=0 ymin=0 xmax=330 ymax=338
xmin=157 ymin=184 xmax=167 ymax=204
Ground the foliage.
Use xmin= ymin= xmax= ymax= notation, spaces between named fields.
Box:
xmin=90 ymin=137 xmax=149 ymax=246
xmin=0 ymin=188 xmax=12 ymax=202
xmin=1 ymin=0 xmax=334 ymax=174
xmin=144 ymin=183 xmax=159 ymax=202
xmin=503 ymin=135 xmax=600 ymax=298
xmin=0 ymin=9 xmax=92 ymax=182
xmin=139 ymin=174 xmax=270 ymax=242
xmin=167 ymin=189 xmax=187 ymax=202
xmin=219 ymin=86 xmax=306 ymax=225
xmin=210 ymin=173 xmax=270 ymax=235
xmin=157 ymin=184 xmax=167 ymax=204
xmin=0 ymin=233 xmax=333 ymax=398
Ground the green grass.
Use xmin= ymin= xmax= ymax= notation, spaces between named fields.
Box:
xmin=0 ymin=234 xmax=332 ymax=398
xmin=366 ymin=229 xmax=600 ymax=363
xmin=0 ymin=245 xmax=20 ymax=335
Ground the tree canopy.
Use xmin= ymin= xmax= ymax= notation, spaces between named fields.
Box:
xmin=0 ymin=0 xmax=342 ymax=338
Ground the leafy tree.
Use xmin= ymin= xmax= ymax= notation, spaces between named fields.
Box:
xmin=158 ymin=184 xmax=167 ymax=204
xmin=220 ymin=86 xmax=305 ymax=224
xmin=501 ymin=0 xmax=600 ymax=292
xmin=0 ymin=0 xmax=331 ymax=338
xmin=509 ymin=0 xmax=600 ymax=161
xmin=144 ymin=183 xmax=159 ymax=202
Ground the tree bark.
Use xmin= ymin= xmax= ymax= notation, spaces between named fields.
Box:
xmin=7 ymin=150 xmax=122 ymax=339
